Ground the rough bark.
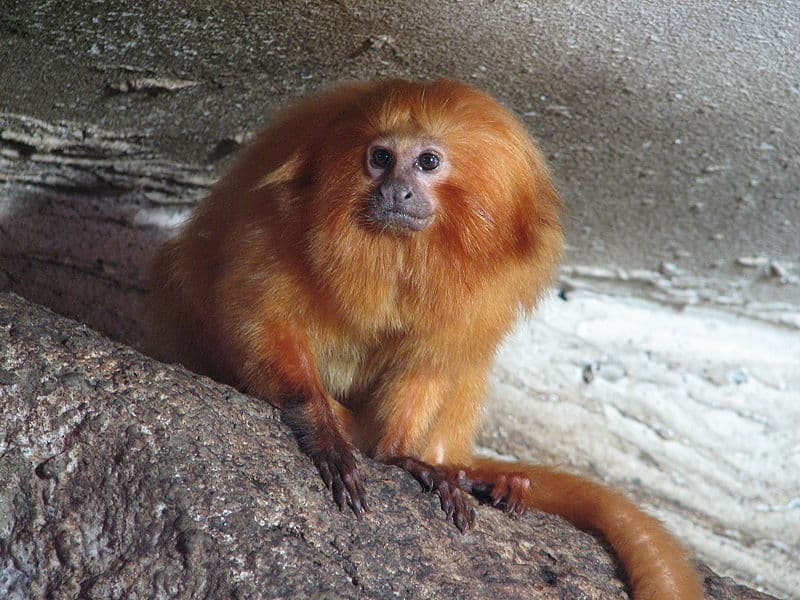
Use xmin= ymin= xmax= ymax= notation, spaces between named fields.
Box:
xmin=0 ymin=293 xmax=773 ymax=600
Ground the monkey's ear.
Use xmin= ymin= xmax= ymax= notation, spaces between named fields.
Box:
xmin=251 ymin=150 xmax=306 ymax=191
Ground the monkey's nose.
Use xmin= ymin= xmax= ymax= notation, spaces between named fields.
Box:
xmin=380 ymin=182 xmax=413 ymax=204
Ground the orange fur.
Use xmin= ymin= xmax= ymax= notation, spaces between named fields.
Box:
xmin=149 ymin=79 xmax=702 ymax=599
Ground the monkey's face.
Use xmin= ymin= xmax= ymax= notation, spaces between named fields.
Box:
xmin=297 ymin=80 xmax=561 ymax=322
xmin=306 ymin=78 xmax=560 ymax=291
xmin=362 ymin=138 xmax=451 ymax=233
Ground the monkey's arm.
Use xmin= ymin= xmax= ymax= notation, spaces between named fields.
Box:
xmin=240 ymin=321 xmax=368 ymax=518
xmin=365 ymin=361 xmax=489 ymax=531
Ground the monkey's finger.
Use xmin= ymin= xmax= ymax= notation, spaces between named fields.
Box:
xmin=435 ymin=481 xmax=474 ymax=533
xmin=330 ymin=472 xmax=347 ymax=512
xmin=507 ymin=489 xmax=525 ymax=517
xmin=504 ymin=498 xmax=520 ymax=518
xmin=453 ymin=488 xmax=475 ymax=532
xmin=452 ymin=489 xmax=474 ymax=533
xmin=491 ymin=476 xmax=510 ymax=507
xmin=342 ymin=469 xmax=368 ymax=519
xmin=417 ymin=467 xmax=436 ymax=491
xmin=436 ymin=482 xmax=455 ymax=518
xmin=467 ymin=503 xmax=476 ymax=527
xmin=454 ymin=512 xmax=470 ymax=533
xmin=317 ymin=460 xmax=334 ymax=490
xmin=505 ymin=474 xmax=531 ymax=517
xmin=354 ymin=473 xmax=369 ymax=513
xmin=347 ymin=495 xmax=366 ymax=520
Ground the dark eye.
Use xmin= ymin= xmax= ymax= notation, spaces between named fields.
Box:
xmin=417 ymin=152 xmax=440 ymax=171
xmin=370 ymin=148 xmax=392 ymax=169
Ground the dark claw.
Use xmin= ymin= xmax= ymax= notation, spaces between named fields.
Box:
xmin=350 ymin=498 xmax=366 ymax=520
xmin=439 ymin=484 xmax=454 ymax=517
xmin=419 ymin=470 xmax=435 ymax=491
xmin=318 ymin=460 xmax=334 ymax=490
xmin=450 ymin=486 xmax=473 ymax=533
xmin=343 ymin=471 xmax=368 ymax=519
xmin=331 ymin=473 xmax=346 ymax=510
xmin=454 ymin=507 xmax=470 ymax=533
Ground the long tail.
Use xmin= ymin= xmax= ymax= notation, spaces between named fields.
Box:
xmin=466 ymin=457 xmax=703 ymax=600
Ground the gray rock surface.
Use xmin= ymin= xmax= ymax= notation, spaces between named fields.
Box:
xmin=0 ymin=292 xmax=774 ymax=599
xmin=0 ymin=113 xmax=209 ymax=350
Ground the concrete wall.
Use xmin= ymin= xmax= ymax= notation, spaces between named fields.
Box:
xmin=3 ymin=1 xmax=798 ymax=304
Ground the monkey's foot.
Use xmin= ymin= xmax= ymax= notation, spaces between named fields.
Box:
xmin=309 ymin=437 xmax=368 ymax=520
xmin=466 ymin=471 xmax=530 ymax=518
xmin=388 ymin=456 xmax=476 ymax=532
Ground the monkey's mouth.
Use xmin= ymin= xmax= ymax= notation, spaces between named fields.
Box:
xmin=364 ymin=190 xmax=435 ymax=233
xmin=378 ymin=209 xmax=433 ymax=232
xmin=364 ymin=206 xmax=433 ymax=233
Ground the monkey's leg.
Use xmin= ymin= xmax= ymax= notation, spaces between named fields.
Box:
xmin=375 ymin=368 xmax=487 ymax=531
xmin=241 ymin=323 xmax=367 ymax=518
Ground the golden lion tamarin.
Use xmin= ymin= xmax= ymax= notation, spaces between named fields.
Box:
xmin=149 ymin=79 xmax=703 ymax=599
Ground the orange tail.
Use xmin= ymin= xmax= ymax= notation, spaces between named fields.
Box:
xmin=467 ymin=458 xmax=703 ymax=600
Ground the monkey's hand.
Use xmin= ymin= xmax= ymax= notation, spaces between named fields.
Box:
xmin=388 ymin=456 xmax=476 ymax=533
xmin=283 ymin=402 xmax=368 ymax=519
xmin=310 ymin=434 xmax=368 ymax=520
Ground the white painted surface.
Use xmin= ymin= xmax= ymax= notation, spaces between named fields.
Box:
xmin=482 ymin=283 xmax=800 ymax=598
